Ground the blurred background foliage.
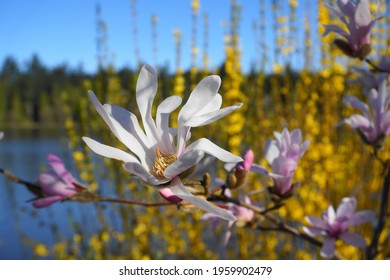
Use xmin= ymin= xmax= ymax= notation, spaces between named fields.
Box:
xmin=0 ymin=0 xmax=389 ymax=259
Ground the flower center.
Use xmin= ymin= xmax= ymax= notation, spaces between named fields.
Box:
xmin=152 ymin=148 xmax=177 ymax=177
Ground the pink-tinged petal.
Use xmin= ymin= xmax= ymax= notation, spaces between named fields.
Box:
xmin=299 ymin=140 xmax=310 ymax=158
xmin=135 ymin=64 xmax=160 ymax=145
xmin=236 ymin=149 xmax=254 ymax=171
xmin=185 ymin=138 xmax=243 ymax=163
xmin=46 ymin=154 xmax=74 ymax=184
xmin=170 ymin=177 xmax=236 ymax=222
xmin=82 ymin=137 xmax=140 ymax=164
xmin=336 ymin=197 xmax=357 ymax=218
xmin=381 ymin=111 xmax=390 ymax=136
xmin=323 ymin=24 xmax=350 ymax=38
xmin=185 ymin=103 xmax=242 ymax=127
xmin=159 ymin=188 xmax=182 ymax=204
xmin=321 ymin=238 xmax=336 ymax=259
xmin=163 ymin=150 xmax=204 ymax=179
xmin=345 ymin=210 xmax=375 ymax=227
xmin=32 ymin=195 xmax=63 ymax=208
xmin=264 ymin=140 xmax=279 ymax=164
xmin=122 ymin=162 xmax=169 ymax=185
xmin=306 ymin=215 xmax=328 ymax=229
xmin=38 ymin=173 xmax=76 ymax=197
xmin=303 ymin=226 xmax=323 ymax=237
xmin=343 ymin=95 xmax=370 ymax=118
xmin=290 ymin=129 xmax=302 ymax=144
xmin=339 ymin=232 xmax=367 ymax=248
xmin=354 ymin=0 xmax=371 ymax=27
xmin=250 ymin=164 xmax=269 ymax=176
xmin=155 ymin=96 xmax=182 ymax=154
xmin=343 ymin=114 xmax=371 ymax=130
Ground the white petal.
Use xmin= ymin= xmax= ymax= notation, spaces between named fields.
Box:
xmin=103 ymin=104 xmax=149 ymax=147
xmin=156 ymin=96 xmax=182 ymax=153
xmin=122 ymin=162 xmax=170 ymax=185
xmin=343 ymin=95 xmax=370 ymax=118
xmin=185 ymin=138 xmax=243 ymax=163
xmin=185 ymin=103 xmax=242 ymax=127
xmin=194 ymin=93 xmax=222 ymax=116
xmin=82 ymin=137 xmax=140 ymax=163
xmin=163 ymin=150 xmax=204 ymax=179
xmin=87 ymin=91 xmax=149 ymax=166
xmin=178 ymin=75 xmax=221 ymax=124
xmin=170 ymin=177 xmax=236 ymax=222
xmin=136 ymin=65 xmax=160 ymax=145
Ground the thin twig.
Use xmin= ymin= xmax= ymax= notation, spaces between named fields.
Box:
xmin=97 ymin=196 xmax=173 ymax=207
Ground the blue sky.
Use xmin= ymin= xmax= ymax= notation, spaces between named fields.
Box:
xmin=0 ymin=0 xmax=318 ymax=74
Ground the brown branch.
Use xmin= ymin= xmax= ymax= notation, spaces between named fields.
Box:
xmin=365 ymin=58 xmax=390 ymax=73
xmin=209 ymin=193 xmax=345 ymax=259
xmin=366 ymin=161 xmax=390 ymax=259
xmin=97 ymin=196 xmax=174 ymax=207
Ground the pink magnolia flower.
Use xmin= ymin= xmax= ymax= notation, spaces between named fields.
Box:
xmin=251 ymin=128 xmax=309 ymax=196
xmin=83 ymin=65 xmax=242 ymax=221
xmin=33 ymin=154 xmax=80 ymax=208
xmin=303 ymin=197 xmax=375 ymax=259
xmin=323 ymin=0 xmax=381 ymax=59
xmin=201 ymin=190 xmax=255 ymax=245
xmin=342 ymin=78 xmax=390 ymax=149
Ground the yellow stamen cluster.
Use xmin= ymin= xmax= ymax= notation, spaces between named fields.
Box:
xmin=152 ymin=148 xmax=177 ymax=177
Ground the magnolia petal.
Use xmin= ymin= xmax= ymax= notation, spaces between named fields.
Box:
xmin=343 ymin=114 xmax=371 ymax=130
xmin=185 ymin=103 xmax=242 ymax=127
xmin=320 ymin=238 xmax=335 ymax=259
xmin=299 ymin=139 xmax=310 ymax=158
xmin=136 ymin=64 xmax=159 ymax=145
xmin=336 ymin=197 xmax=357 ymax=218
xmin=323 ymin=24 xmax=350 ymax=38
xmin=46 ymin=154 xmax=75 ymax=184
xmin=339 ymin=232 xmax=367 ymax=248
xmin=156 ymin=96 xmax=182 ymax=154
xmin=122 ymin=162 xmax=170 ymax=185
xmin=302 ymin=226 xmax=323 ymax=237
xmin=185 ymin=138 xmax=243 ymax=163
xmin=163 ymin=150 xmax=204 ymax=179
xmin=195 ymin=93 xmax=223 ymax=116
xmin=306 ymin=215 xmax=328 ymax=229
xmin=38 ymin=173 xmax=76 ymax=197
xmin=343 ymin=95 xmax=370 ymax=118
xmin=355 ymin=0 xmax=371 ymax=27
xmin=170 ymin=177 xmax=236 ymax=222
xmin=103 ymin=104 xmax=150 ymax=149
xmin=264 ymin=140 xmax=279 ymax=165
xmin=87 ymin=91 xmax=148 ymax=165
xmin=82 ymin=137 xmax=140 ymax=164
xmin=345 ymin=210 xmax=376 ymax=227
xmin=32 ymin=195 xmax=63 ymax=208
xmin=327 ymin=205 xmax=337 ymax=224
xmin=178 ymin=75 xmax=221 ymax=124
xmin=250 ymin=164 xmax=269 ymax=176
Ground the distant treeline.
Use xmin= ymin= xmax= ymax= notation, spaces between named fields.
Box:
xmin=0 ymin=54 xmax=302 ymax=128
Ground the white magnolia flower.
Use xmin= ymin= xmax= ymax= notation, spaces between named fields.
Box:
xmin=83 ymin=65 xmax=243 ymax=221
xmin=0 ymin=132 xmax=3 ymax=140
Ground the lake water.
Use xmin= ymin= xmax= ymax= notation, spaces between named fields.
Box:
xmin=0 ymin=133 xmax=98 ymax=259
